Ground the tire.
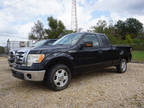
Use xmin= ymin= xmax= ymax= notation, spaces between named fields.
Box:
xmin=45 ymin=64 xmax=71 ymax=91
xmin=116 ymin=59 xmax=127 ymax=73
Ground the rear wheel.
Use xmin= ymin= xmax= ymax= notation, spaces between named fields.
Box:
xmin=45 ymin=64 xmax=71 ymax=91
xmin=116 ymin=59 xmax=127 ymax=73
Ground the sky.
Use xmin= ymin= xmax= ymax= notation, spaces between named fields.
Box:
xmin=0 ymin=0 xmax=144 ymax=46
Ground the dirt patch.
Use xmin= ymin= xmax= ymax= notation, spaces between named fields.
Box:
xmin=0 ymin=58 xmax=144 ymax=108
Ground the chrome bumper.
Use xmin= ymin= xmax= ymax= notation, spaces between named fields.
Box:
xmin=8 ymin=62 xmax=14 ymax=67
xmin=11 ymin=67 xmax=46 ymax=81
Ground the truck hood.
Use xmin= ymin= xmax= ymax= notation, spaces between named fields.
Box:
xmin=17 ymin=47 xmax=32 ymax=53
xmin=29 ymin=45 xmax=72 ymax=54
xmin=9 ymin=47 xmax=32 ymax=54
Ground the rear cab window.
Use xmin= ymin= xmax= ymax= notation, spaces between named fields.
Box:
xmin=97 ymin=34 xmax=111 ymax=48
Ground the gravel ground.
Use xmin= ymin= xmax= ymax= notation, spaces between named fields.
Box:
xmin=0 ymin=57 xmax=144 ymax=108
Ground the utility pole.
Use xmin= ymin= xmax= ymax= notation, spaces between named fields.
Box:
xmin=71 ymin=0 xmax=78 ymax=32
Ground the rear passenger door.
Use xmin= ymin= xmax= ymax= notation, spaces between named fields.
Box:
xmin=97 ymin=34 xmax=113 ymax=66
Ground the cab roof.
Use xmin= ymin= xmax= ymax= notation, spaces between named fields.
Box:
xmin=75 ymin=32 xmax=105 ymax=36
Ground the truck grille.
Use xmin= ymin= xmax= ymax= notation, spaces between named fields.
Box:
xmin=15 ymin=51 xmax=25 ymax=65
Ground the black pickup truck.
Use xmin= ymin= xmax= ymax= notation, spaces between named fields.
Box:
xmin=11 ymin=32 xmax=132 ymax=91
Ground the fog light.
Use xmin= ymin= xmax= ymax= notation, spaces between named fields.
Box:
xmin=27 ymin=74 xmax=32 ymax=79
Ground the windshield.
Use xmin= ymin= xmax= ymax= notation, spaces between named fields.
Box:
xmin=53 ymin=33 xmax=82 ymax=45
xmin=34 ymin=40 xmax=47 ymax=47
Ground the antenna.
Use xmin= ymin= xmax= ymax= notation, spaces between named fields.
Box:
xmin=71 ymin=0 xmax=78 ymax=32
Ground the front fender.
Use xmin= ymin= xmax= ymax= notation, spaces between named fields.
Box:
xmin=42 ymin=52 xmax=74 ymax=67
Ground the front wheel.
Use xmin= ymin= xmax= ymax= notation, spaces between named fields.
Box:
xmin=45 ymin=64 xmax=71 ymax=91
xmin=116 ymin=59 xmax=127 ymax=73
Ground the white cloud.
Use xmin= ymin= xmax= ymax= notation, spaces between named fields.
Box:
xmin=0 ymin=0 xmax=64 ymax=43
xmin=0 ymin=0 xmax=144 ymax=45
xmin=17 ymin=22 xmax=34 ymax=39
xmin=93 ymin=0 xmax=144 ymax=22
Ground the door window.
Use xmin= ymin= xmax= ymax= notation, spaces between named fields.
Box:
xmin=82 ymin=34 xmax=99 ymax=47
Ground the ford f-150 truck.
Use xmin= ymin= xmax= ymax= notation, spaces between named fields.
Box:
xmin=8 ymin=39 xmax=57 ymax=67
xmin=11 ymin=32 xmax=132 ymax=91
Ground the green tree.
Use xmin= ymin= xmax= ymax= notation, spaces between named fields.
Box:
xmin=115 ymin=18 xmax=143 ymax=39
xmin=29 ymin=34 xmax=37 ymax=40
xmin=92 ymin=20 xmax=107 ymax=33
xmin=125 ymin=34 xmax=133 ymax=44
xmin=45 ymin=17 xmax=67 ymax=39
xmin=125 ymin=18 xmax=143 ymax=38
xmin=115 ymin=20 xmax=127 ymax=39
xmin=29 ymin=20 xmax=45 ymax=40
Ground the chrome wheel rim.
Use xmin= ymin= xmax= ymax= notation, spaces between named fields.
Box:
xmin=121 ymin=61 xmax=126 ymax=72
xmin=53 ymin=69 xmax=68 ymax=87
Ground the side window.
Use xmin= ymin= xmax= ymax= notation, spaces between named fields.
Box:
xmin=82 ymin=34 xmax=99 ymax=47
xmin=44 ymin=40 xmax=54 ymax=45
xmin=98 ymin=35 xmax=111 ymax=48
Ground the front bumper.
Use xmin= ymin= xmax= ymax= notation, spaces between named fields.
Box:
xmin=8 ymin=61 xmax=14 ymax=67
xmin=8 ymin=57 xmax=15 ymax=67
xmin=11 ymin=67 xmax=46 ymax=81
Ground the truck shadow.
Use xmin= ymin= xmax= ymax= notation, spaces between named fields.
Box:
xmin=72 ymin=67 xmax=117 ymax=80
xmin=17 ymin=67 xmax=117 ymax=91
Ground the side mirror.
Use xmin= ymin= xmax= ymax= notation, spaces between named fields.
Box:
xmin=79 ymin=41 xmax=93 ymax=49
xmin=84 ymin=41 xmax=93 ymax=47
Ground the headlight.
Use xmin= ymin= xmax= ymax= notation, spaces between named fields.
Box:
xmin=27 ymin=54 xmax=45 ymax=66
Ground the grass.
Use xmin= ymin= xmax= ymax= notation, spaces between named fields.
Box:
xmin=132 ymin=50 xmax=144 ymax=62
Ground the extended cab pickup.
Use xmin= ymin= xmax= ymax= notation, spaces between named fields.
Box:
xmin=11 ymin=32 xmax=132 ymax=91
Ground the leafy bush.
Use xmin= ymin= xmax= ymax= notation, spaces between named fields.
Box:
xmin=125 ymin=34 xmax=133 ymax=44
xmin=131 ymin=44 xmax=144 ymax=50
xmin=107 ymin=34 xmax=118 ymax=44
xmin=107 ymin=34 xmax=144 ymax=50
xmin=131 ymin=39 xmax=144 ymax=50
xmin=0 ymin=46 xmax=5 ymax=54
xmin=133 ymin=39 xmax=144 ymax=45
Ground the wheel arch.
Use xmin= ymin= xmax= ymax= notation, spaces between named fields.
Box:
xmin=44 ymin=56 xmax=74 ymax=73
xmin=119 ymin=50 xmax=131 ymax=63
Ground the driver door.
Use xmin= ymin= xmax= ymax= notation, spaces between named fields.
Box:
xmin=76 ymin=34 xmax=102 ymax=68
